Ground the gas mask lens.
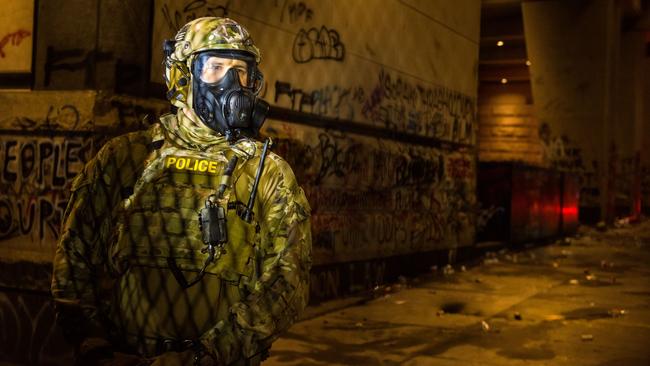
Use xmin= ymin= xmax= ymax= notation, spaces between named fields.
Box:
xmin=199 ymin=55 xmax=249 ymax=86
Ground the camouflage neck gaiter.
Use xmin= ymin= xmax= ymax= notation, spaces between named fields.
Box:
xmin=160 ymin=108 xmax=229 ymax=151
xmin=160 ymin=108 xmax=258 ymax=158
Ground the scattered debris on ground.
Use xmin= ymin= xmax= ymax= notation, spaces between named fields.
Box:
xmin=615 ymin=217 xmax=631 ymax=228
xmin=600 ymin=260 xmax=614 ymax=269
xmin=481 ymin=320 xmax=490 ymax=332
xmin=608 ymin=308 xmax=627 ymax=317
xmin=443 ymin=264 xmax=455 ymax=276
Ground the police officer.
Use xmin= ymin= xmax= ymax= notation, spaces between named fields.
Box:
xmin=51 ymin=17 xmax=312 ymax=366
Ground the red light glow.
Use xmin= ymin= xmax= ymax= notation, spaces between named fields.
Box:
xmin=562 ymin=206 xmax=578 ymax=216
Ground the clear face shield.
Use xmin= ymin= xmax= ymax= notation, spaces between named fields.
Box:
xmin=194 ymin=51 xmax=263 ymax=91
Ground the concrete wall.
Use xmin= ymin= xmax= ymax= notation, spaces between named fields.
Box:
xmin=617 ymin=30 xmax=645 ymax=217
xmin=1 ymin=0 xmax=481 ymax=295
xmin=0 ymin=91 xmax=168 ymax=263
xmin=522 ymin=0 xmax=647 ymax=222
xmin=644 ymin=57 xmax=650 ymax=214
xmin=2 ymin=0 xmax=481 ymax=266
xmin=0 ymin=2 xmax=481 ymax=363
xmin=151 ymin=0 xmax=479 ymax=140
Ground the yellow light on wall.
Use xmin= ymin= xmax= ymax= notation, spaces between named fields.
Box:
xmin=526 ymin=60 xmax=532 ymax=66
xmin=501 ymin=78 xmax=508 ymax=84
xmin=497 ymin=40 xmax=504 ymax=47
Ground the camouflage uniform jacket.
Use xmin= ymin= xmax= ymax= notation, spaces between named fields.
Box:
xmin=51 ymin=112 xmax=312 ymax=364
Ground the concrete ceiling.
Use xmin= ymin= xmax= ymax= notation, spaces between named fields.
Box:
xmin=480 ymin=0 xmax=529 ymax=83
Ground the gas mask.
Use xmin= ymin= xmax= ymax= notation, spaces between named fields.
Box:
xmin=192 ymin=51 xmax=269 ymax=141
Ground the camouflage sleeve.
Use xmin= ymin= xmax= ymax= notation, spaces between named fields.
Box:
xmin=200 ymin=155 xmax=312 ymax=364
xmin=51 ymin=133 xmax=148 ymax=348
xmin=50 ymin=145 xmax=114 ymax=346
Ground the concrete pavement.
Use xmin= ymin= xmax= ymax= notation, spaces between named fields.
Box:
xmin=265 ymin=220 xmax=650 ymax=365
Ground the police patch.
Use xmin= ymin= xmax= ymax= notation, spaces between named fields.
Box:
xmin=164 ymin=156 xmax=220 ymax=174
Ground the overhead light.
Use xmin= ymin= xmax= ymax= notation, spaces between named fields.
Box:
xmin=497 ymin=40 xmax=504 ymax=47
xmin=501 ymin=78 xmax=508 ymax=84
xmin=526 ymin=60 xmax=532 ymax=66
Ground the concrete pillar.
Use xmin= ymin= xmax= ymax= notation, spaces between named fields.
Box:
xmin=637 ymin=0 xmax=650 ymax=216
xmin=617 ymin=30 xmax=645 ymax=218
xmin=523 ymin=0 xmax=621 ymax=223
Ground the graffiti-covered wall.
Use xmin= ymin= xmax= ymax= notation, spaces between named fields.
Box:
xmin=0 ymin=91 xmax=169 ymax=263
xmin=523 ymin=1 xmax=646 ymax=222
xmin=0 ymin=2 xmax=480 ymax=363
xmin=264 ymin=121 xmax=476 ymax=265
xmin=150 ymin=0 xmax=481 ymax=265
xmin=150 ymin=1 xmax=480 ymax=126
xmin=2 ymin=0 xmax=480 ymax=269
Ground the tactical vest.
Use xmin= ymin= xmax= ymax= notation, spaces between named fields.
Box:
xmin=106 ymin=126 xmax=263 ymax=354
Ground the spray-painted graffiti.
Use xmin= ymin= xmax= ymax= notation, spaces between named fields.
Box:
xmin=292 ymin=26 xmax=345 ymax=63
xmin=268 ymin=127 xmax=475 ymax=265
xmin=0 ymin=29 xmax=31 ymax=58
xmin=161 ymin=0 xmax=230 ymax=33
xmin=0 ymin=94 xmax=476 ymax=265
xmin=274 ymin=80 xmax=363 ymax=119
xmin=363 ymin=69 xmax=475 ymax=142
xmin=274 ymin=71 xmax=475 ymax=143
xmin=0 ymin=93 xmax=166 ymax=247
xmin=274 ymin=132 xmax=446 ymax=189
xmin=313 ymin=133 xmax=364 ymax=185
xmin=277 ymin=0 xmax=314 ymax=24
xmin=0 ymin=137 xmax=97 ymax=242
xmin=538 ymin=123 xmax=580 ymax=170
xmin=9 ymin=104 xmax=87 ymax=131
xmin=538 ymin=122 xmax=599 ymax=207
xmin=310 ymin=266 xmax=341 ymax=300
xmin=0 ymin=139 xmax=92 ymax=191
xmin=447 ymin=157 xmax=472 ymax=180
xmin=540 ymin=124 xmax=644 ymax=217
xmin=0 ymin=197 xmax=68 ymax=243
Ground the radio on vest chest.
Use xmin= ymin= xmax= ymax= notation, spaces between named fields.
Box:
xmin=199 ymin=198 xmax=227 ymax=246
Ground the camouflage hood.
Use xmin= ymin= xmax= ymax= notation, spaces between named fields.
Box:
xmin=159 ymin=108 xmax=257 ymax=158
xmin=164 ymin=17 xmax=261 ymax=112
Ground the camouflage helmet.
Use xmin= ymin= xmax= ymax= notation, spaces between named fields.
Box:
xmin=163 ymin=17 xmax=261 ymax=108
